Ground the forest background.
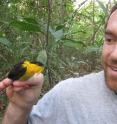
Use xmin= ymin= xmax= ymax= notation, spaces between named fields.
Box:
xmin=0 ymin=0 xmax=116 ymax=121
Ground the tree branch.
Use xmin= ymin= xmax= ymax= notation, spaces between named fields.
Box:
xmin=46 ymin=0 xmax=53 ymax=87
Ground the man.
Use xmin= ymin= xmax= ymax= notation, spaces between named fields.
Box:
xmin=1 ymin=2 xmax=117 ymax=124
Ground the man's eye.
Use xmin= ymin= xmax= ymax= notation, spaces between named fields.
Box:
xmin=106 ymin=38 xmax=112 ymax=42
xmin=105 ymin=37 xmax=115 ymax=44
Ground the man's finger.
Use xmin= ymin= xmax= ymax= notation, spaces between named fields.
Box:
xmin=0 ymin=78 xmax=13 ymax=90
xmin=13 ymin=73 xmax=44 ymax=87
xmin=28 ymin=73 xmax=44 ymax=85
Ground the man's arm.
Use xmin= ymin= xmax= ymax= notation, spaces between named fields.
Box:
xmin=2 ymin=103 xmax=30 ymax=124
xmin=0 ymin=73 xmax=44 ymax=124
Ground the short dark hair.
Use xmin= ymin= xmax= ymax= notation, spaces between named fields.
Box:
xmin=110 ymin=3 xmax=117 ymax=15
xmin=105 ymin=3 xmax=117 ymax=29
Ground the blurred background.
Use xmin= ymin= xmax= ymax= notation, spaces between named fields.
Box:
xmin=0 ymin=0 xmax=116 ymax=121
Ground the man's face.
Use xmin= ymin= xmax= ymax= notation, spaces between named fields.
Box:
xmin=103 ymin=10 xmax=117 ymax=91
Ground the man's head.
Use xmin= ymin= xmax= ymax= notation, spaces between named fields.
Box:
xmin=102 ymin=3 xmax=117 ymax=91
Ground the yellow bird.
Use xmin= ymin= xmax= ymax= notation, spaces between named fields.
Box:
xmin=7 ymin=60 xmax=45 ymax=81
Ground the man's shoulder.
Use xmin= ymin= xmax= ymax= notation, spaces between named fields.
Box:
xmin=58 ymin=71 xmax=104 ymax=87
xmin=52 ymin=71 xmax=105 ymax=96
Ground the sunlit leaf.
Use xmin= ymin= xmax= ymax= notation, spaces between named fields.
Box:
xmin=96 ymin=0 xmax=108 ymax=14
xmin=0 ymin=32 xmax=5 ymax=37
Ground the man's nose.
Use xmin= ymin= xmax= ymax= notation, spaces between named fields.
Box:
xmin=111 ymin=44 xmax=117 ymax=60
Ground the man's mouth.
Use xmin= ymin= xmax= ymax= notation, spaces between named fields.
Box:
xmin=111 ymin=66 xmax=117 ymax=71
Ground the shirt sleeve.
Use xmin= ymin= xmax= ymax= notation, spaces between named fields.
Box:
xmin=28 ymin=86 xmax=60 ymax=124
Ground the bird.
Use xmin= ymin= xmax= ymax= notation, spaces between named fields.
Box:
xmin=7 ymin=60 xmax=45 ymax=81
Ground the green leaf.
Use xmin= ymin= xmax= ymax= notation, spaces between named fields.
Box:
xmin=85 ymin=46 xmax=102 ymax=54
xmin=36 ymin=50 xmax=47 ymax=66
xmin=55 ymin=25 xmax=64 ymax=31
xmin=0 ymin=37 xmax=12 ymax=47
xmin=10 ymin=20 xmax=43 ymax=33
xmin=49 ymin=26 xmax=64 ymax=41
xmin=23 ymin=17 xmax=38 ymax=24
xmin=0 ymin=32 xmax=5 ymax=37
xmin=53 ymin=29 xmax=64 ymax=41
xmin=49 ymin=26 xmax=55 ymax=34
xmin=63 ymin=39 xmax=85 ymax=48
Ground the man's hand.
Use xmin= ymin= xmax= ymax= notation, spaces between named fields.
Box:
xmin=0 ymin=73 xmax=44 ymax=124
